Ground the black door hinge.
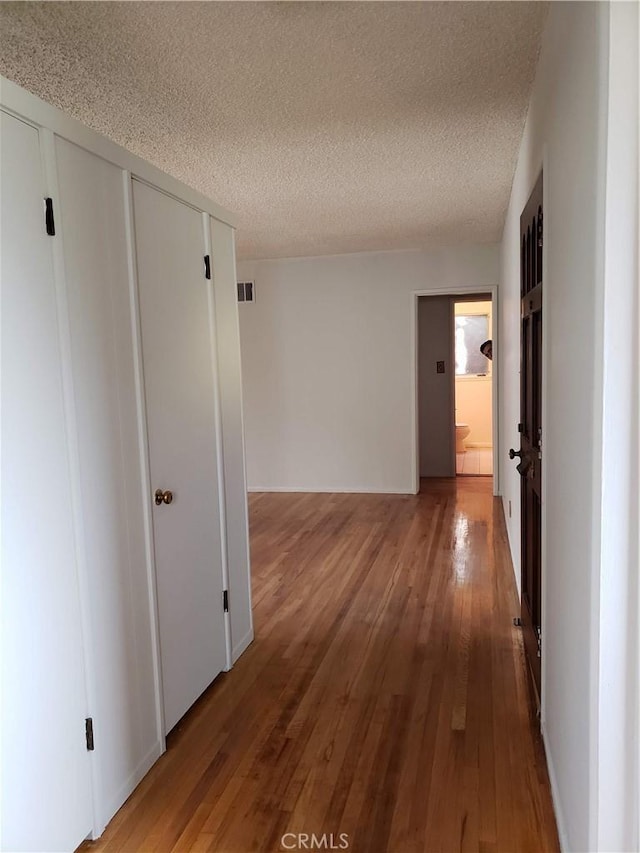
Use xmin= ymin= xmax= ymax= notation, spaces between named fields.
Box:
xmin=204 ymin=255 xmax=211 ymax=280
xmin=44 ymin=198 xmax=55 ymax=236
xmin=85 ymin=717 xmax=95 ymax=751
xmin=517 ymin=422 xmax=524 ymax=433
xmin=223 ymin=589 xmax=229 ymax=613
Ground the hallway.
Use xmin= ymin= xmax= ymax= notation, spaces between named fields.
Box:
xmin=83 ymin=480 xmax=559 ymax=852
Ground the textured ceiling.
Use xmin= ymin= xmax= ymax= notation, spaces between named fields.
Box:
xmin=0 ymin=2 xmax=547 ymax=259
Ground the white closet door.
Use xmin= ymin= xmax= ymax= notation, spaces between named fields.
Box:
xmin=54 ymin=138 xmax=162 ymax=832
xmin=209 ymin=218 xmax=253 ymax=662
xmin=132 ymin=180 xmax=227 ymax=733
xmin=1 ymin=112 xmax=93 ymax=851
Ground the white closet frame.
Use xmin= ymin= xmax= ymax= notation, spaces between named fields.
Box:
xmin=0 ymin=75 xmax=252 ymax=841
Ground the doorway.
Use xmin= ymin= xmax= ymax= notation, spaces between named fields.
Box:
xmin=412 ymin=287 xmax=498 ymax=495
xmin=454 ymin=298 xmax=493 ymax=477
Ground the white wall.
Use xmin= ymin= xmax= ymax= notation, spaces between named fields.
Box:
xmin=596 ymin=2 xmax=639 ymax=848
xmin=418 ymin=296 xmax=454 ymax=477
xmin=238 ymin=246 xmax=498 ymax=493
xmin=499 ymin=2 xmax=639 ymax=850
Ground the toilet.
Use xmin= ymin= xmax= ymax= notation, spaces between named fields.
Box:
xmin=455 ymin=423 xmax=471 ymax=453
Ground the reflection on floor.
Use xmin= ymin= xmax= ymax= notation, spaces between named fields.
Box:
xmin=80 ymin=480 xmax=559 ymax=853
xmin=456 ymin=446 xmax=493 ymax=476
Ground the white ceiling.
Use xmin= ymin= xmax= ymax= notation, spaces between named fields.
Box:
xmin=0 ymin=2 xmax=547 ymax=259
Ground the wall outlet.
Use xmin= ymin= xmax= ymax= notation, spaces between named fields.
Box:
xmin=508 ymin=500 xmax=512 ymax=518
xmin=436 ymin=360 xmax=445 ymax=373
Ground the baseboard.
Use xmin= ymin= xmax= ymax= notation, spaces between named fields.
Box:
xmin=247 ymin=486 xmax=413 ymax=495
xmin=232 ymin=627 xmax=254 ymax=663
xmin=501 ymin=495 xmax=521 ymax=597
xmin=541 ymin=722 xmax=569 ymax=852
xmin=93 ymin=739 xmax=164 ymax=838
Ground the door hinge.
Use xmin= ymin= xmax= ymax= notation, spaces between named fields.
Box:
xmin=44 ymin=197 xmax=55 ymax=236
xmin=204 ymin=254 xmax=211 ymax=280
xmin=536 ymin=627 xmax=542 ymax=658
xmin=517 ymin=422 xmax=524 ymax=433
xmin=85 ymin=717 xmax=95 ymax=751
xmin=223 ymin=589 xmax=229 ymax=613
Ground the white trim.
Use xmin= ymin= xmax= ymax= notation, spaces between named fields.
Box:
xmin=410 ymin=285 xmax=499 ymax=497
xmin=448 ymin=299 xmax=457 ymax=478
xmin=229 ymin=229 xmax=255 ymax=648
xmin=98 ymin=740 xmax=163 ymax=837
xmin=122 ymin=172 xmax=167 ymax=750
xmin=202 ymin=213 xmax=233 ymax=673
xmin=540 ymin=150 xmax=550 ymax=735
xmin=248 ymin=486 xmax=418 ymax=495
xmin=232 ymin=628 xmax=255 ymax=665
xmin=0 ymin=76 xmax=236 ymax=228
xmin=587 ymin=7 xmax=611 ymax=849
xmin=542 ymin=723 xmax=569 ymax=852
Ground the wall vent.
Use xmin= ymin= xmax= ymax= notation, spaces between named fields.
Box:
xmin=237 ymin=281 xmax=255 ymax=303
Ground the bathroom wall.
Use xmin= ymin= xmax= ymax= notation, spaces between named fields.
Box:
xmin=454 ymin=300 xmax=492 ymax=446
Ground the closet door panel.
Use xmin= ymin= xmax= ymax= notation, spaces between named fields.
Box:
xmin=54 ymin=138 xmax=161 ymax=829
xmin=1 ymin=112 xmax=93 ymax=852
xmin=209 ymin=218 xmax=253 ymax=660
xmin=132 ymin=181 xmax=227 ymax=733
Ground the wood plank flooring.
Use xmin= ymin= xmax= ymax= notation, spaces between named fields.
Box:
xmin=82 ymin=479 xmax=559 ymax=853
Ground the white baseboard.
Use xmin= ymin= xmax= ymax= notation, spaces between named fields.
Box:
xmin=232 ymin=627 xmax=254 ymax=663
xmin=541 ymin=722 xmax=569 ymax=852
xmin=501 ymin=495 xmax=521 ymax=597
xmin=247 ymin=485 xmax=413 ymax=495
xmin=93 ymin=739 xmax=164 ymax=838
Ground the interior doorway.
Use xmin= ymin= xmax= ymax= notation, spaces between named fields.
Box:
xmin=454 ymin=297 xmax=493 ymax=477
xmin=412 ymin=287 xmax=498 ymax=495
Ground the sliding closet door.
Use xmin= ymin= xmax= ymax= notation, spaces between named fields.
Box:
xmin=54 ymin=138 xmax=162 ymax=832
xmin=132 ymin=181 xmax=228 ymax=733
xmin=1 ymin=112 xmax=93 ymax=851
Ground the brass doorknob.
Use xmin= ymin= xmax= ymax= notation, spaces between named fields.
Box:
xmin=154 ymin=489 xmax=173 ymax=506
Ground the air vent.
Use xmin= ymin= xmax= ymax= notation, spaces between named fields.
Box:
xmin=237 ymin=281 xmax=255 ymax=303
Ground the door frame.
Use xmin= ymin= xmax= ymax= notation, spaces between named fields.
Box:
xmin=411 ymin=285 xmax=499 ymax=495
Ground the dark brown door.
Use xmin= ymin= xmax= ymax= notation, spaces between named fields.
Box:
xmin=510 ymin=173 xmax=543 ymax=698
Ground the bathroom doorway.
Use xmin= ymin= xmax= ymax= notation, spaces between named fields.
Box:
xmin=412 ymin=287 xmax=498 ymax=495
xmin=453 ymin=297 xmax=493 ymax=477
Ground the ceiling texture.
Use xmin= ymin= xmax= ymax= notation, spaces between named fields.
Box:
xmin=0 ymin=2 xmax=547 ymax=259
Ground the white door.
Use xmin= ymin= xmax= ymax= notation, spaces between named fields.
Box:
xmin=54 ymin=138 xmax=162 ymax=831
xmin=132 ymin=180 xmax=228 ymax=734
xmin=1 ymin=112 xmax=94 ymax=850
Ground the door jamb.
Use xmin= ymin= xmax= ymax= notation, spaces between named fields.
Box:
xmin=411 ymin=285 xmax=499 ymax=495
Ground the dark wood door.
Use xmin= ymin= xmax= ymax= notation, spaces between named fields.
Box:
xmin=511 ymin=173 xmax=543 ymax=698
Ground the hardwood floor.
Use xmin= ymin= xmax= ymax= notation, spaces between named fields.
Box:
xmin=82 ymin=479 xmax=559 ymax=853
